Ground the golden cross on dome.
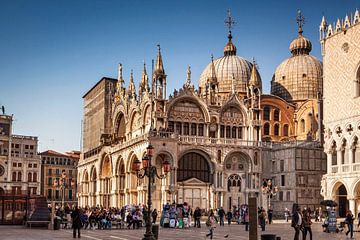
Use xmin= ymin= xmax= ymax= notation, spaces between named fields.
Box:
xmin=225 ymin=9 xmax=236 ymax=31
xmin=296 ymin=10 xmax=305 ymax=34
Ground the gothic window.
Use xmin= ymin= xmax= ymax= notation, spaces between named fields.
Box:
xmin=283 ymin=124 xmax=289 ymax=136
xmin=28 ymin=172 xmax=32 ymax=182
xmin=264 ymin=123 xmax=270 ymax=135
xmin=33 ymin=172 xmax=37 ymax=182
xmin=274 ymin=109 xmax=280 ymax=121
xmin=263 ymin=106 xmax=270 ymax=121
xmin=274 ymin=124 xmax=279 ymax=136
xmin=232 ymin=127 xmax=237 ymax=138
xmin=177 ymin=152 xmax=211 ymax=183
xmin=300 ymin=119 xmax=305 ymax=133
xmin=183 ymin=123 xmax=189 ymax=135
xmin=331 ymin=142 xmax=337 ymax=165
xmin=227 ymin=174 xmax=241 ymax=192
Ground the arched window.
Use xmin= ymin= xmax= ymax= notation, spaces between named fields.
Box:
xmin=254 ymin=152 xmax=258 ymax=165
xmin=183 ymin=123 xmax=189 ymax=135
xmin=227 ymin=174 xmax=241 ymax=192
xmin=191 ymin=123 xmax=196 ymax=136
xmin=12 ymin=172 xmax=16 ymax=181
xmin=177 ymin=152 xmax=211 ymax=183
xmin=300 ymin=119 xmax=305 ymax=133
xmin=263 ymin=106 xmax=270 ymax=121
xmin=355 ymin=65 xmax=360 ymax=97
xmin=232 ymin=127 xmax=237 ymax=138
xmin=274 ymin=124 xmax=280 ymax=136
xmin=226 ymin=126 xmax=230 ymax=138
xmin=264 ymin=123 xmax=270 ymax=135
xmin=283 ymin=124 xmax=289 ymax=136
xmin=33 ymin=172 xmax=37 ymax=182
xmin=274 ymin=109 xmax=280 ymax=121
xmin=28 ymin=172 xmax=32 ymax=182
xmin=17 ymin=172 xmax=22 ymax=182
xmin=198 ymin=124 xmax=204 ymax=136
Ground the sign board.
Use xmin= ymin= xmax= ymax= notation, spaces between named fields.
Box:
xmin=327 ymin=210 xmax=337 ymax=233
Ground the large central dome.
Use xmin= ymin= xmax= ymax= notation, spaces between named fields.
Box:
xmin=198 ymin=32 xmax=261 ymax=94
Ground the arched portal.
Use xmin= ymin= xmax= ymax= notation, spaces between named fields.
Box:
xmin=128 ymin=154 xmax=139 ymax=205
xmin=332 ymin=182 xmax=348 ymax=217
xmin=177 ymin=152 xmax=213 ymax=209
xmin=100 ymin=155 xmax=112 ymax=208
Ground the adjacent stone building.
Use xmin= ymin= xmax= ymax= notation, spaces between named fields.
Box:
xmin=0 ymin=113 xmax=41 ymax=196
xmin=320 ymin=10 xmax=360 ymax=217
xmin=77 ymin=12 xmax=326 ymax=214
xmin=40 ymin=150 xmax=79 ymax=207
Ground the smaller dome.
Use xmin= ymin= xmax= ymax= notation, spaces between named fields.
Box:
xmin=289 ymin=35 xmax=312 ymax=55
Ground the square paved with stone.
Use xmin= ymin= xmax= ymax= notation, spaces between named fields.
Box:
xmin=1 ymin=221 xmax=358 ymax=240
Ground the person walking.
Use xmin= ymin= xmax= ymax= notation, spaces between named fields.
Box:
xmin=357 ymin=211 xmax=360 ymax=229
xmin=71 ymin=206 xmax=82 ymax=238
xmin=151 ymin=209 xmax=158 ymax=224
xmin=268 ymin=207 xmax=273 ymax=224
xmin=302 ymin=208 xmax=312 ymax=240
xmin=193 ymin=207 xmax=201 ymax=228
xmin=291 ymin=204 xmax=303 ymax=240
xmin=218 ymin=207 xmax=225 ymax=226
xmin=244 ymin=209 xmax=249 ymax=231
xmin=285 ymin=208 xmax=290 ymax=222
xmin=345 ymin=210 xmax=354 ymax=239
xmin=205 ymin=211 xmax=217 ymax=239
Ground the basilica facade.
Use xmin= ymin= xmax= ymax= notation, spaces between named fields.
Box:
xmin=77 ymin=13 xmax=326 ymax=214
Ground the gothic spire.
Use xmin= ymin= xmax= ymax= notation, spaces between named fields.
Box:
xmin=154 ymin=44 xmax=165 ymax=76
xmin=249 ymin=61 xmax=260 ymax=87
xmin=139 ymin=61 xmax=149 ymax=94
xmin=128 ymin=70 xmax=136 ymax=99
xmin=209 ymin=54 xmax=217 ymax=83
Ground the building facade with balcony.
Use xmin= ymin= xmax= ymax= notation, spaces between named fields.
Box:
xmin=0 ymin=114 xmax=41 ymax=196
xmin=40 ymin=150 xmax=79 ymax=207
xmin=320 ymin=10 xmax=360 ymax=217
xmin=77 ymin=14 xmax=326 ymax=214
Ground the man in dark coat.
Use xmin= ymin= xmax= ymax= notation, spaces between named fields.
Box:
xmin=71 ymin=206 xmax=82 ymax=238
xmin=291 ymin=204 xmax=303 ymax=240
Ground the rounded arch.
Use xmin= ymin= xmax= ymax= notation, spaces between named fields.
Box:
xmin=354 ymin=61 xmax=360 ymax=97
xmin=227 ymin=174 xmax=242 ymax=191
xmin=177 ymin=151 xmax=212 ymax=183
xmin=126 ymin=152 xmax=139 ymax=172
xmin=114 ymin=111 xmax=126 ymax=139
xmin=141 ymin=103 xmax=152 ymax=126
xmin=178 ymin=148 xmax=214 ymax=170
xmin=82 ymin=169 xmax=89 ymax=182
xmin=115 ymin=156 xmax=125 ymax=175
xmin=129 ymin=110 xmax=141 ymax=132
xmin=219 ymin=103 xmax=245 ymax=125
xmin=100 ymin=154 xmax=112 ymax=178
xmin=167 ymin=95 xmax=210 ymax=123
xmin=331 ymin=180 xmax=349 ymax=217
xmin=224 ymin=151 xmax=252 ymax=172
xmin=90 ymin=166 xmax=97 ymax=181
xmin=154 ymin=151 xmax=174 ymax=165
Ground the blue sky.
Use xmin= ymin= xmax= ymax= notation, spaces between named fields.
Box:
xmin=0 ymin=0 xmax=359 ymax=152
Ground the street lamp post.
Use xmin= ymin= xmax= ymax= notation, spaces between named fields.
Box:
xmin=261 ymin=179 xmax=279 ymax=210
xmin=133 ymin=144 xmax=171 ymax=240
xmin=53 ymin=170 xmax=75 ymax=211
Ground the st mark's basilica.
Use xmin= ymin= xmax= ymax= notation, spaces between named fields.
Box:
xmin=77 ymin=11 xmax=328 ymax=216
